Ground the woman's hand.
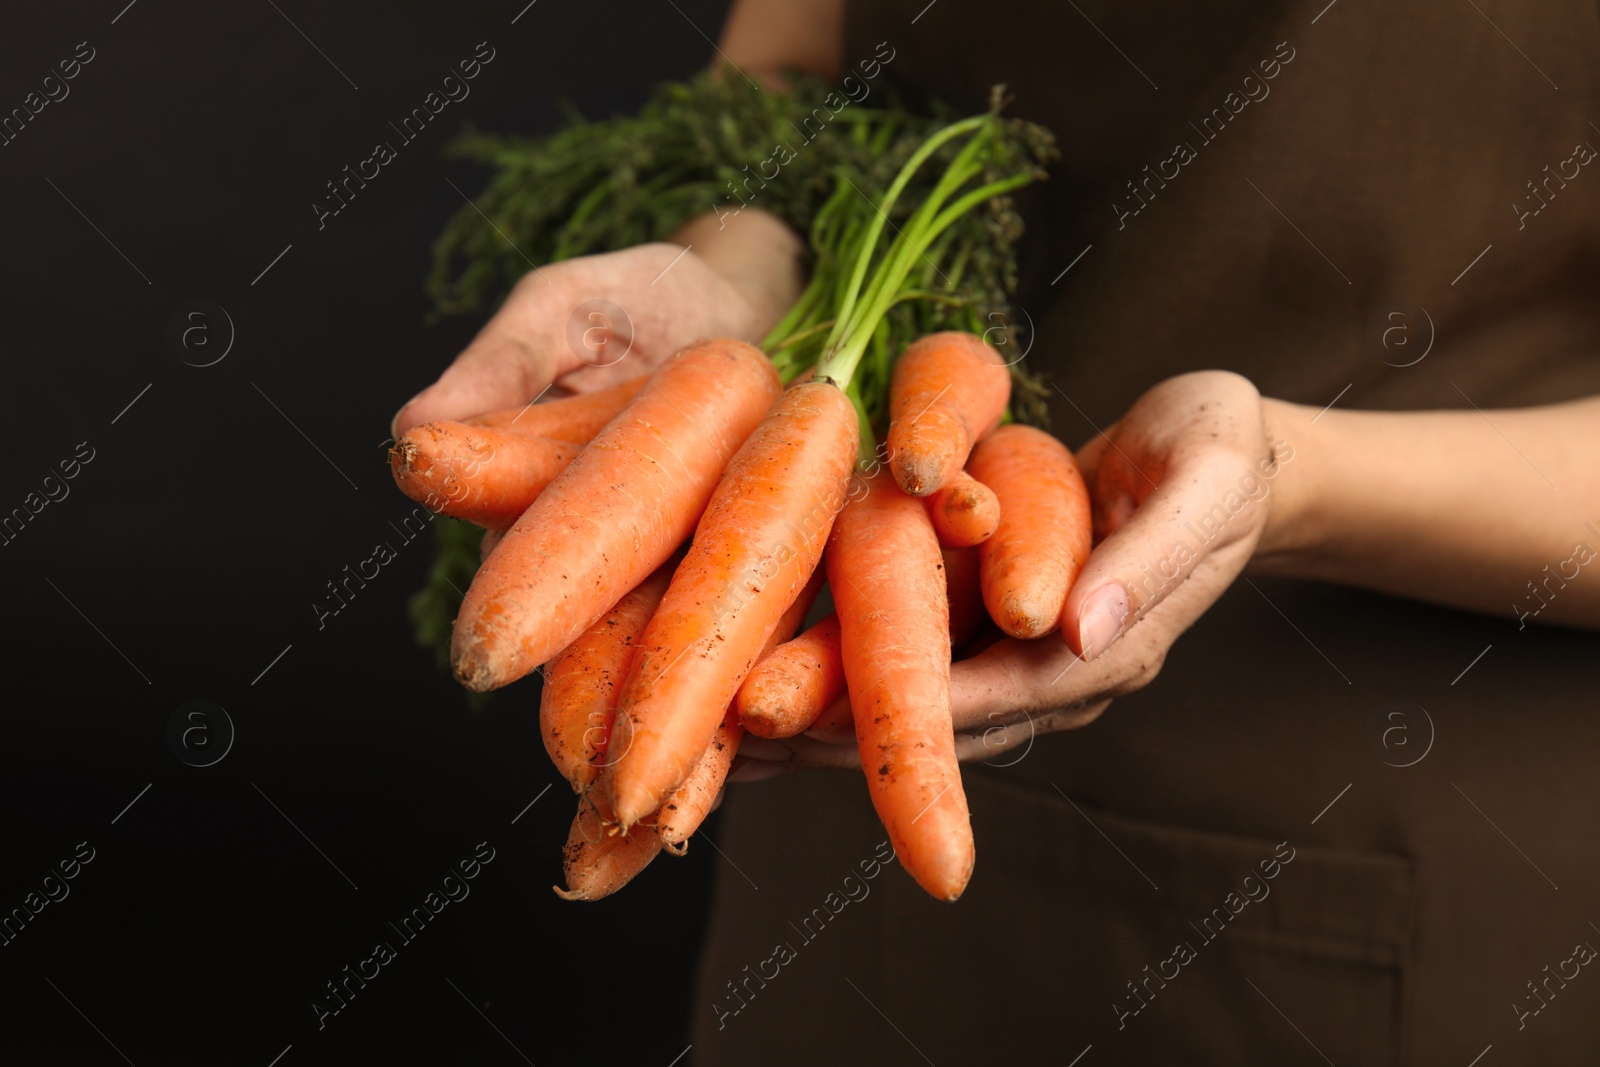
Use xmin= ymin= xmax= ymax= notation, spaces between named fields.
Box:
xmin=391 ymin=208 xmax=805 ymax=436
xmin=733 ymin=370 xmax=1297 ymax=776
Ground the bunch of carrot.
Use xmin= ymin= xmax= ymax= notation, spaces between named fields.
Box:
xmin=390 ymin=111 xmax=1087 ymax=902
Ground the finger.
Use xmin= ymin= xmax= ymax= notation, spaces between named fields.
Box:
xmin=1062 ymin=446 xmax=1266 ymax=661
xmin=952 ymin=702 xmax=1110 ymax=764
xmin=806 ymin=647 xmax=1117 ymax=741
xmin=1071 ymin=420 xmax=1118 ymax=490
xmin=953 ymin=717 xmax=1034 ymax=763
xmin=727 ymin=756 xmax=794 ymax=784
xmin=803 ymin=722 xmax=855 ymax=745
xmin=782 ymin=733 xmax=864 ymax=770
xmin=479 ymin=526 xmax=504 ymax=563
xmin=392 ymin=274 xmax=577 ymax=436
xmin=737 ymin=735 xmax=794 ymax=762
xmin=948 ymin=631 xmax=1163 ymax=732
xmin=800 ymin=694 xmax=856 ymax=745
xmin=553 ymin=360 xmax=648 ymax=395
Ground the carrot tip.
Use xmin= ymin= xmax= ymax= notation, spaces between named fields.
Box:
xmin=610 ymin=786 xmax=652 ymax=833
xmin=451 ymin=655 xmax=497 ymax=693
xmin=661 ymin=837 xmax=688 ymax=857
xmin=552 ymin=884 xmax=589 ymax=901
xmin=996 ymin=597 xmax=1057 ymax=640
xmin=891 ymin=455 xmax=944 ymax=496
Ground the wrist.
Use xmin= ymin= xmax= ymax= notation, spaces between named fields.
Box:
xmin=669 ymin=208 xmax=807 ymax=335
xmin=1252 ymin=396 xmax=1325 ymax=573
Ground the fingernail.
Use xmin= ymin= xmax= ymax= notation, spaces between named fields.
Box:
xmin=389 ymin=391 xmax=426 ymax=439
xmin=1078 ymin=583 xmax=1129 ymax=661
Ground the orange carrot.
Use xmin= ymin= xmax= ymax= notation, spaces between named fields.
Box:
xmin=923 ymin=468 xmax=1001 ymax=547
xmin=656 ymin=569 xmax=822 ymax=853
xmin=390 ymin=423 xmax=580 ymax=529
xmin=452 ymin=340 xmax=781 ymax=691
xmin=554 ymin=789 xmax=660 ymax=901
xmin=965 ymin=424 xmax=1092 ymax=639
xmin=804 ymin=545 xmax=984 ymax=738
xmin=654 ymin=705 xmax=741 ymax=858
xmin=827 ymin=468 xmax=972 ymax=901
xmin=736 ymin=613 xmax=844 ymax=740
xmin=886 ymin=331 xmax=1010 ymax=496
xmin=607 ymin=380 xmax=859 ymax=829
xmin=540 ymin=561 xmax=676 ymax=793
xmin=466 ymin=373 xmax=648 ymax=441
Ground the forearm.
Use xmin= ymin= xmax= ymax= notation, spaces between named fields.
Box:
xmin=659 ymin=1 xmax=832 ymax=329
xmin=1256 ymin=394 xmax=1600 ymax=628
xmin=719 ymin=0 xmax=843 ymax=83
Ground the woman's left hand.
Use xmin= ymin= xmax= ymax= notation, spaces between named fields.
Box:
xmin=732 ymin=370 xmax=1299 ymax=777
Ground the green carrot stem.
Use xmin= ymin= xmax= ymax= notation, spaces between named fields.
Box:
xmin=768 ymin=317 xmax=838 ymax=353
xmin=820 ymin=115 xmax=989 ymax=358
xmin=833 ymin=143 xmax=988 ymax=348
xmin=819 ymin=127 xmax=1004 ymax=382
xmin=921 ymin=172 xmax=1035 ymax=249
xmin=762 ymin=271 xmax=826 ymax=349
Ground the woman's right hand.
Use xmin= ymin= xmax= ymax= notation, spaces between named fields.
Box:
xmin=391 ymin=208 xmax=806 ymax=437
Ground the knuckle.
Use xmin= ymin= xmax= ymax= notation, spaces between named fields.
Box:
xmin=1112 ymin=651 xmax=1166 ymax=696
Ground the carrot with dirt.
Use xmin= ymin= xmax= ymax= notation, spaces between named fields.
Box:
xmin=605 ymin=380 xmax=859 ymax=829
xmin=465 ymin=373 xmax=648 ymax=441
xmin=802 ymin=544 xmax=984 ymax=739
xmin=964 ymin=424 xmax=1092 ymax=639
xmin=540 ymin=560 xmax=677 ymax=793
xmin=923 ymin=468 xmax=1001 ymax=547
xmin=653 ymin=705 xmax=741 ymax=856
xmin=390 ymin=423 xmax=581 ymax=529
xmin=451 ymin=339 xmax=781 ymax=690
xmin=736 ymin=612 xmax=845 ymax=739
xmin=554 ymin=787 xmax=661 ymax=901
xmin=606 ymin=114 xmax=1037 ymax=830
xmin=827 ymin=468 xmax=972 ymax=901
xmin=885 ymin=331 xmax=1011 ymax=496
xmin=655 ymin=570 xmax=820 ymax=854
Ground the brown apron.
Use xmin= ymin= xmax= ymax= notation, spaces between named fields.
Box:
xmin=695 ymin=1 xmax=1600 ymax=1062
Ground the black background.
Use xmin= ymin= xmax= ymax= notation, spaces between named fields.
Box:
xmin=0 ymin=1 xmax=728 ymax=1062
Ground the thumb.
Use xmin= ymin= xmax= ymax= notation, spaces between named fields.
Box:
xmin=392 ymin=333 xmax=562 ymax=439
xmin=1061 ymin=452 xmax=1265 ymax=660
xmin=392 ymin=268 xmax=589 ymax=436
